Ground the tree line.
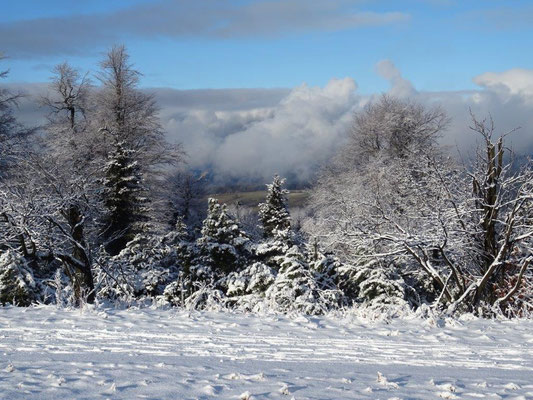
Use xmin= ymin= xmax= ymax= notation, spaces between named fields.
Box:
xmin=1 ymin=47 xmax=532 ymax=317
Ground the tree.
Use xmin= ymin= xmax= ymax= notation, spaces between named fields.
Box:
xmin=259 ymin=175 xmax=291 ymax=238
xmin=0 ymin=249 xmax=41 ymax=306
xmin=41 ymin=63 xmax=91 ymax=131
xmin=94 ymin=44 xmax=180 ymax=171
xmin=307 ymin=107 xmax=533 ymax=315
xmin=445 ymin=116 xmax=533 ymax=313
xmin=165 ymin=169 xmax=206 ymax=230
xmin=197 ymin=198 xmax=249 ymax=275
xmin=37 ymin=62 xmax=100 ymax=303
xmin=343 ymin=94 xmax=448 ymax=164
xmin=0 ymin=151 xmax=100 ymax=304
xmin=101 ymin=141 xmax=149 ymax=255
xmin=94 ymin=45 xmax=183 ymax=252
xmin=40 ymin=63 xmax=95 ymax=164
xmin=0 ymin=55 xmax=34 ymax=179
xmin=306 ymin=96 xmax=451 ymax=266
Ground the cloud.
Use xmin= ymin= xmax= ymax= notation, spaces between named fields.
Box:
xmin=474 ymin=69 xmax=533 ymax=99
xmin=375 ymin=59 xmax=416 ymax=98
xmin=156 ymin=79 xmax=358 ymax=185
xmin=7 ymin=63 xmax=533 ymax=186
xmin=160 ymin=65 xmax=533 ymax=185
xmin=473 ymin=6 xmax=533 ymax=31
xmin=0 ymin=0 xmax=410 ymax=59
xmin=211 ymin=78 xmax=358 ymax=184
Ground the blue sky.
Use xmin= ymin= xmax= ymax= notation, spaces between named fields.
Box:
xmin=1 ymin=0 xmax=533 ymax=93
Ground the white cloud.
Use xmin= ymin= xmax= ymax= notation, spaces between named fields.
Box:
xmin=474 ymin=68 xmax=533 ymax=99
xmin=8 ymin=64 xmax=533 ymax=186
xmin=376 ymin=59 xmax=416 ymax=98
xmin=212 ymin=78 xmax=358 ymax=183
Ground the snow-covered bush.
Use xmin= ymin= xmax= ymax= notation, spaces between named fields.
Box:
xmin=225 ymin=262 xmax=275 ymax=297
xmin=265 ymin=246 xmax=343 ymax=315
xmin=337 ymin=260 xmax=407 ymax=307
xmin=95 ymin=229 xmax=190 ymax=301
xmin=215 ymin=262 xmax=275 ymax=311
xmin=0 ymin=250 xmax=42 ymax=306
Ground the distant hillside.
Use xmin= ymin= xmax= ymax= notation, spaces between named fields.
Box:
xmin=205 ymin=190 xmax=310 ymax=210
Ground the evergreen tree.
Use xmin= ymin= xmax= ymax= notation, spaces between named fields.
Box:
xmin=101 ymin=140 xmax=149 ymax=255
xmin=258 ymin=175 xmax=291 ymax=238
xmin=95 ymin=45 xmax=183 ymax=241
xmin=264 ymin=245 xmax=342 ymax=315
xmin=0 ymin=250 xmax=42 ymax=306
xmin=197 ymin=198 xmax=249 ymax=275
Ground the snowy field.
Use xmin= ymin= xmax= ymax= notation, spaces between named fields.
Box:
xmin=1 ymin=306 xmax=533 ymax=399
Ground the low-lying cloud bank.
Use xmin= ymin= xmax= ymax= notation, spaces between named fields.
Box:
xmin=9 ymin=61 xmax=533 ymax=186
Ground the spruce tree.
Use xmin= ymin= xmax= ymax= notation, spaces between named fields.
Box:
xmin=197 ymin=198 xmax=249 ymax=275
xmin=101 ymin=140 xmax=149 ymax=255
xmin=258 ymin=175 xmax=291 ymax=238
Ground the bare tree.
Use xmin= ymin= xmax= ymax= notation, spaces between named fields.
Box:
xmin=165 ymin=169 xmax=207 ymax=229
xmin=41 ymin=62 xmax=91 ymax=131
xmin=36 ymin=62 xmax=100 ymax=303
xmin=0 ymin=55 xmax=35 ymax=178
xmin=94 ymin=44 xmax=182 ymax=170
xmin=343 ymin=94 xmax=449 ymax=165
xmin=306 ymin=96 xmax=451 ymax=264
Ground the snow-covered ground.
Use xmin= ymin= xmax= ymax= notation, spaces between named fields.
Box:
xmin=1 ymin=306 xmax=533 ymax=399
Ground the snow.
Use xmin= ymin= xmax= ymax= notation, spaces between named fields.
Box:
xmin=1 ymin=306 xmax=533 ymax=399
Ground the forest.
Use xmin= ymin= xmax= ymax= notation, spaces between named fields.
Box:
xmin=1 ymin=45 xmax=532 ymax=319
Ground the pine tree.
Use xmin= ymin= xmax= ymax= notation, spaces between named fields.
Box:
xmin=197 ymin=198 xmax=249 ymax=275
xmin=258 ymin=175 xmax=291 ymax=238
xmin=101 ymin=141 xmax=149 ymax=255
xmin=0 ymin=250 xmax=41 ymax=306
xmin=264 ymin=245 xmax=341 ymax=315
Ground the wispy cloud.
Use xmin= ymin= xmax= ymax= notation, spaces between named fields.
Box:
xmin=375 ymin=59 xmax=416 ymax=98
xmin=0 ymin=0 xmax=410 ymax=59
xmin=458 ymin=4 xmax=533 ymax=31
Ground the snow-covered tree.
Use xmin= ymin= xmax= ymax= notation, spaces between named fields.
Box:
xmin=94 ymin=45 xmax=183 ymax=244
xmin=196 ymin=198 xmax=250 ymax=276
xmin=307 ymin=105 xmax=533 ymax=315
xmin=94 ymin=45 xmax=181 ymax=172
xmin=259 ymin=175 xmax=291 ymax=238
xmin=165 ymin=169 xmax=207 ymax=230
xmin=264 ymin=246 xmax=342 ymax=315
xmin=41 ymin=63 xmax=91 ymax=133
xmin=343 ymin=94 xmax=448 ymax=164
xmin=38 ymin=62 xmax=100 ymax=304
xmin=96 ymin=230 xmax=187 ymax=301
xmin=40 ymin=62 xmax=95 ymax=165
xmin=101 ymin=141 xmax=149 ymax=255
xmin=0 ymin=249 xmax=41 ymax=306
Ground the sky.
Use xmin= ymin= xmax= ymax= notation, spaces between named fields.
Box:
xmin=2 ymin=0 xmax=533 ymax=92
xmin=2 ymin=0 xmax=533 ymax=185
